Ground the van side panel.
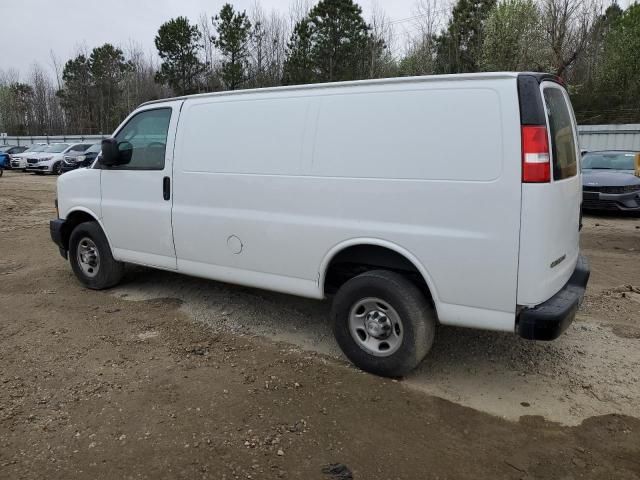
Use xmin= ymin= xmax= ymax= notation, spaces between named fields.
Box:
xmin=172 ymin=78 xmax=523 ymax=331
xmin=313 ymin=88 xmax=502 ymax=181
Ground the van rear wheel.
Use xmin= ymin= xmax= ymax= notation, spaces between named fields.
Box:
xmin=69 ymin=221 xmax=124 ymax=290
xmin=332 ymin=270 xmax=435 ymax=377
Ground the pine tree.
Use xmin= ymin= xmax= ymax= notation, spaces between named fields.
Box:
xmin=283 ymin=0 xmax=381 ymax=85
xmin=155 ymin=17 xmax=207 ymax=95
xmin=212 ymin=4 xmax=252 ymax=90
xmin=435 ymin=0 xmax=497 ymax=73
xmin=90 ymin=44 xmax=131 ymax=132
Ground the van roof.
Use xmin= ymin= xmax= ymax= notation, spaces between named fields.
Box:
xmin=140 ymin=72 xmax=527 ymax=107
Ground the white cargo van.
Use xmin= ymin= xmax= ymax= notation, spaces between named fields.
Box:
xmin=51 ymin=72 xmax=589 ymax=377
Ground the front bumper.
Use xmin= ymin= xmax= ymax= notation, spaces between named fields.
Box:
xmin=61 ymin=162 xmax=79 ymax=173
xmin=50 ymin=218 xmax=68 ymax=259
xmin=582 ymin=190 xmax=640 ymax=211
xmin=517 ymin=254 xmax=590 ymax=341
xmin=26 ymin=164 xmax=51 ymax=172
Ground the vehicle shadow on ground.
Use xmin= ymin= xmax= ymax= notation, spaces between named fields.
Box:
xmin=113 ymin=264 xmax=640 ymax=423
xmin=115 ymin=264 xmax=592 ymax=369
xmin=583 ymin=210 xmax=640 ymax=219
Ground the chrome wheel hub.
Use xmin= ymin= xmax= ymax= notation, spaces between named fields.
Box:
xmin=365 ymin=310 xmax=392 ymax=339
xmin=349 ymin=297 xmax=403 ymax=357
xmin=76 ymin=237 xmax=100 ymax=278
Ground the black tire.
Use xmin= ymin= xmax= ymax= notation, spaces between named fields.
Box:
xmin=69 ymin=221 xmax=124 ymax=290
xmin=332 ymin=270 xmax=435 ymax=377
xmin=52 ymin=162 xmax=61 ymax=175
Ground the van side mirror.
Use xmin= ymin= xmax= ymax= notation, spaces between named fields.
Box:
xmin=635 ymin=153 xmax=640 ymax=177
xmin=100 ymin=138 xmax=133 ymax=167
xmin=100 ymin=139 xmax=119 ymax=166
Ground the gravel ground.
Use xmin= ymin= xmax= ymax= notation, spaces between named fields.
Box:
xmin=113 ymin=214 xmax=640 ymax=426
xmin=1 ymin=171 xmax=639 ymax=479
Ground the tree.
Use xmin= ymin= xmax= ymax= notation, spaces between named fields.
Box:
xmin=399 ymin=0 xmax=445 ymax=76
xmin=123 ymin=42 xmax=172 ymax=112
xmin=58 ymin=54 xmax=93 ymax=132
xmin=8 ymin=83 xmax=33 ymax=135
xmin=283 ymin=0 xmax=380 ymax=85
xmin=155 ymin=17 xmax=207 ymax=95
xmin=480 ymin=0 xmax=547 ymax=71
xmin=90 ymin=44 xmax=131 ymax=132
xmin=212 ymin=4 xmax=252 ymax=90
xmin=435 ymin=0 xmax=497 ymax=73
xmin=29 ymin=63 xmax=63 ymax=135
xmin=282 ymin=18 xmax=315 ymax=84
xmin=540 ymin=0 xmax=599 ymax=78
xmin=244 ymin=5 xmax=289 ymax=88
xmin=593 ymin=3 xmax=640 ymax=123
xmin=367 ymin=1 xmax=396 ymax=78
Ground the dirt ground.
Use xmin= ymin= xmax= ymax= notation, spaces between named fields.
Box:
xmin=1 ymin=170 xmax=639 ymax=479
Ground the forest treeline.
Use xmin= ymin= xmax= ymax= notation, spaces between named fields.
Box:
xmin=1 ymin=0 xmax=638 ymax=135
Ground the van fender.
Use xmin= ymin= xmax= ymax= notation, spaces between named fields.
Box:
xmin=318 ymin=238 xmax=441 ymax=308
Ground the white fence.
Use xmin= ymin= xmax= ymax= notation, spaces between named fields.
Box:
xmin=2 ymin=124 xmax=640 ymax=152
xmin=578 ymin=124 xmax=640 ymax=152
xmin=0 ymin=134 xmax=105 ymax=146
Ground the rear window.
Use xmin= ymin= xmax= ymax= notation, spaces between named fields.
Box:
xmin=543 ymin=88 xmax=577 ymax=180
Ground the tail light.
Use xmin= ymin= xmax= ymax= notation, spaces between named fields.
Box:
xmin=522 ymin=125 xmax=550 ymax=183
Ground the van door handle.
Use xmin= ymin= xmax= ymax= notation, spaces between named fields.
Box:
xmin=163 ymin=176 xmax=170 ymax=201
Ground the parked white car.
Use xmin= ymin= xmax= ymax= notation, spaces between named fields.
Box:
xmin=10 ymin=143 xmax=48 ymax=170
xmin=51 ymin=72 xmax=589 ymax=377
xmin=26 ymin=143 xmax=92 ymax=175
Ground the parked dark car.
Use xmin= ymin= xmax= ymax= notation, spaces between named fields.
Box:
xmin=0 ymin=145 xmax=28 ymax=169
xmin=60 ymin=142 xmax=101 ymax=173
xmin=582 ymin=150 xmax=640 ymax=212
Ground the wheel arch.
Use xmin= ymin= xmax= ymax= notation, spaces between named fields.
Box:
xmin=60 ymin=208 xmax=112 ymax=252
xmin=319 ymin=239 xmax=440 ymax=308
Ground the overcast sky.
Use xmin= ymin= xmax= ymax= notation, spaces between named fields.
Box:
xmin=0 ymin=0 xmax=418 ymax=80
xmin=0 ymin=0 xmax=630 ymax=80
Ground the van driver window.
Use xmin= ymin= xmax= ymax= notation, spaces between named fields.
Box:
xmin=114 ymin=108 xmax=172 ymax=170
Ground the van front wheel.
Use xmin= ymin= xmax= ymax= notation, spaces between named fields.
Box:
xmin=69 ymin=221 xmax=124 ymax=290
xmin=332 ymin=270 xmax=435 ymax=377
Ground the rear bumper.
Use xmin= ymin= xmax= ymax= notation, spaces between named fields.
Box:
xmin=50 ymin=218 xmax=68 ymax=259
xmin=517 ymin=254 xmax=590 ymax=340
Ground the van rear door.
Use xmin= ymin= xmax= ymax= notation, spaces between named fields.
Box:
xmin=517 ymin=76 xmax=582 ymax=307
